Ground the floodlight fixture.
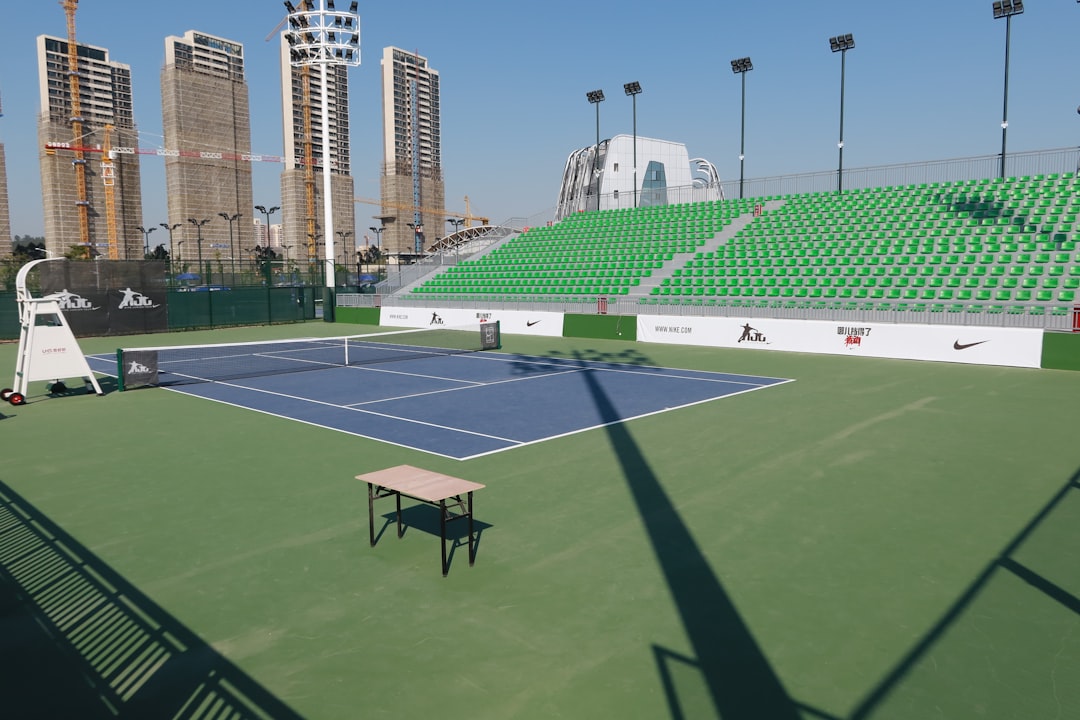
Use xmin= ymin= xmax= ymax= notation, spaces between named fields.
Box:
xmin=992 ymin=0 xmax=1023 ymax=19
xmin=623 ymin=81 xmax=641 ymax=97
xmin=829 ymin=33 xmax=855 ymax=52
xmin=730 ymin=57 xmax=752 ymax=74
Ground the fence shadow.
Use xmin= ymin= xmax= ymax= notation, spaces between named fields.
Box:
xmin=0 ymin=479 xmax=303 ymax=719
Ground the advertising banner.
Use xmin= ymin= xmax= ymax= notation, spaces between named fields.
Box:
xmin=637 ymin=315 xmax=1042 ymax=368
xmin=381 ymin=307 xmax=564 ymax=337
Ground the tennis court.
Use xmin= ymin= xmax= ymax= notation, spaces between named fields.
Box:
xmin=3 ymin=322 xmax=1080 ymax=719
xmin=85 ymin=326 xmax=793 ymax=459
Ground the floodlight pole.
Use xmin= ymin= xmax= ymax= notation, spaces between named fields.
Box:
xmin=160 ymin=221 xmax=180 ymax=269
xmin=624 ymin=82 xmax=642 ymax=208
xmin=586 ymin=89 xmax=604 ymax=212
xmin=285 ymin=0 xmax=361 ymax=321
xmin=994 ymin=1 xmax=1024 ymax=179
xmin=336 ymin=230 xmax=353 ymax=277
xmin=830 ymin=34 xmax=855 ymax=194
xmin=137 ymin=225 xmax=156 ymax=257
xmin=187 ymin=217 xmax=209 ymax=278
xmin=255 ymin=204 xmax=280 ymax=266
xmin=730 ymin=58 xmax=752 ymax=199
xmin=446 ymin=217 xmax=464 ymax=259
xmin=218 ymin=212 xmax=241 ymax=266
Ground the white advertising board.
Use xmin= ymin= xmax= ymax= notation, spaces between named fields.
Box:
xmin=637 ymin=315 xmax=1043 ymax=368
xmin=381 ymin=306 xmax=564 ymax=337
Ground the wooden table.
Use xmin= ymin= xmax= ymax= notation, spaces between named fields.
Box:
xmin=357 ymin=465 xmax=486 ymax=576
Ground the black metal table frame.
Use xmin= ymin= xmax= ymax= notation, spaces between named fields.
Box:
xmin=367 ymin=483 xmax=478 ymax=576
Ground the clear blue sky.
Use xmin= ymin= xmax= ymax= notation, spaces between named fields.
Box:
xmin=1 ymin=0 xmax=1077 ymax=241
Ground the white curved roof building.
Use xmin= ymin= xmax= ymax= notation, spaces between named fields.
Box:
xmin=555 ymin=135 xmax=722 ymax=220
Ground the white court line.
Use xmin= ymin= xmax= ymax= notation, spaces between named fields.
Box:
xmin=437 ymin=350 xmax=789 ymax=386
xmin=181 ymin=378 xmax=524 ymax=445
xmin=342 ymin=367 xmax=588 ymax=407
xmin=456 ymin=378 xmax=797 ymax=460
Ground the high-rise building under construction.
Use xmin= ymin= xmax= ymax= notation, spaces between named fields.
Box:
xmin=36 ymin=35 xmax=143 ymax=259
xmin=379 ymin=47 xmax=445 ymax=259
xmin=279 ymin=34 xmax=355 ymax=269
xmin=161 ymin=30 xmax=254 ymax=268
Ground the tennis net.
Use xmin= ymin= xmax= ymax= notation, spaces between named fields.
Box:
xmin=116 ymin=321 xmax=501 ymax=390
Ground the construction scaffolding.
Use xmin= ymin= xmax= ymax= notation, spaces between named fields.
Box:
xmin=161 ymin=31 xmax=254 ymax=270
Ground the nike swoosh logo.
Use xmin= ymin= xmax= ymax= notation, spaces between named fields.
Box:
xmin=953 ymin=340 xmax=989 ymax=350
xmin=526 ymin=320 xmax=540 ymax=327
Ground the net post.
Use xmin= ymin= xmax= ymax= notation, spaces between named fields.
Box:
xmin=116 ymin=349 xmax=126 ymax=392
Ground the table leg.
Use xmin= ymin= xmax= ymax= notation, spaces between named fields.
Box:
xmin=467 ymin=491 xmax=476 ymax=566
xmin=395 ymin=492 xmax=403 ymax=538
xmin=367 ymin=482 xmax=375 ymax=546
xmin=440 ymin=499 xmax=448 ymax=577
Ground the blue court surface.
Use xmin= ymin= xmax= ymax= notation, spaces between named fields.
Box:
xmin=89 ymin=350 xmax=793 ymax=460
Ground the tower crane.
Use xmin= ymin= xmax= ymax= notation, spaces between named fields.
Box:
xmin=61 ymin=0 xmax=91 ymax=249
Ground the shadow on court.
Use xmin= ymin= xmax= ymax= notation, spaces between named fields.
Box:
xmin=566 ymin=347 xmax=808 ymax=720
xmin=375 ymin=505 xmax=493 ymax=571
xmin=850 ymin=467 xmax=1080 ymax=718
xmin=0 ymin=480 xmax=303 ymax=719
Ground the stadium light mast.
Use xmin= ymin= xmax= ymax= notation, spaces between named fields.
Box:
xmin=586 ymin=89 xmax=605 ymax=212
xmin=284 ymin=0 xmax=361 ymax=322
xmin=829 ymin=33 xmax=855 ymax=194
xmin=993 ymin=0 xmax=1023 ymax=179
xmin=730 ymin=58 xmax=753 ymax=199
xmin=624 ymin=81 xmax=642 ymax=208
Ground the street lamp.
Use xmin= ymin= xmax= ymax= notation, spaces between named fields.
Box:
xmin=187 ymin=217 xmax=210 ymax=279
xmin=586 ymin=89 xmax=604 ymax=212
xmin=218 ymin=211 xmax=242 ymax=268
xmin=137 ymin=225 xmax=156 ymax=257
xmin=336 ymin=230 xmax=353 ymax=282
xmin=369 ymin=225 xmax=384 ymax=277
xmin=284 ymin=0 xmax=361 ymax=322
xmin=730 ymin=57 xmax=753 ymax=200
xmin=829 ymin=33 xmax=855 ymax=193
xmin=993 ymin=0 xmax=1024 ymax=179
xmin=623 ymin=81 xmax=642 ymax=208
xmin=160 ymin=222 xmax=180 ymax=267
xmin=254 ymin=204 xmax=279 ymax=261
xmin=446 ymin=218 xmax=464 ymax=258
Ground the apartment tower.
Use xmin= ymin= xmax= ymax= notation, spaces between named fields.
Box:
xmin=36 ymin=35 xmax=143 ymax=259
xmin=162 ymin=31 xmax=254 ymax=268
xmin=279 ymin=34 xmax=355 ymax=268
xmin=379 ymin=47 xmax=445 ymax=259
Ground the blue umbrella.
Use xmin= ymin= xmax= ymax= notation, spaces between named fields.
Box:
xmin=176 ymin=272 xmax=200 ymax=280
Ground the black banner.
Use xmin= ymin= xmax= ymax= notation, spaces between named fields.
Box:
xmin=39 ymin=261 xmax=169 ymax=336
xmin=119 ymin=350 xmax=159 ymax=390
